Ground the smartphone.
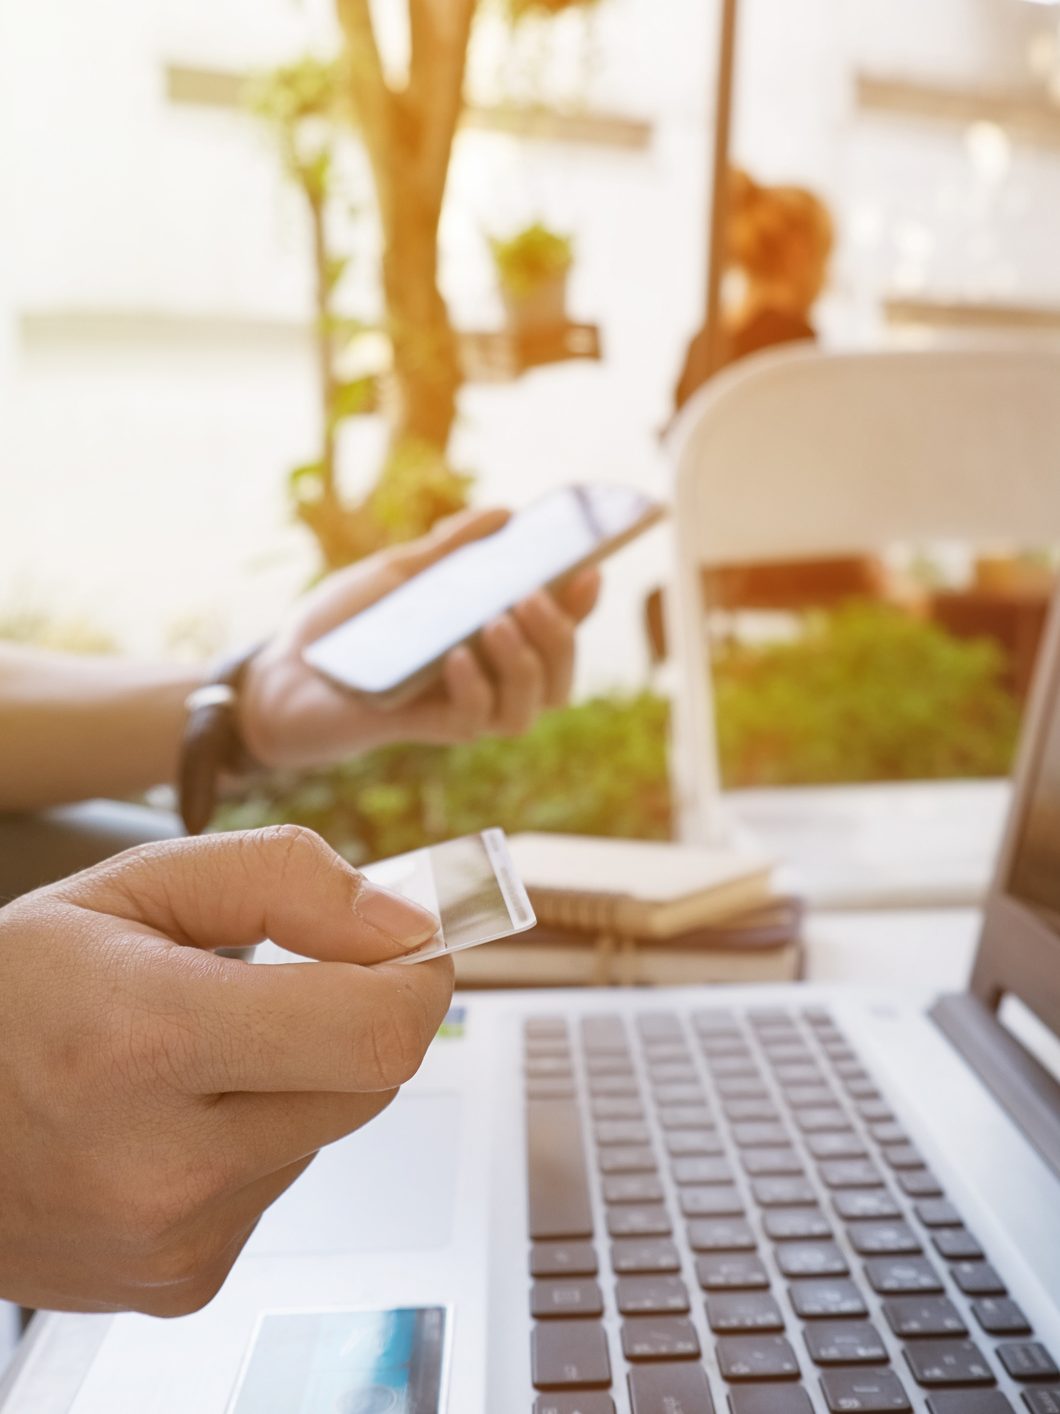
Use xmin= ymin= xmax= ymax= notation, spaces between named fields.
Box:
xmin=303 ymin=483 xmax=664 ymax=706
xmin=359 ymin=828 xmax=536 ymax=965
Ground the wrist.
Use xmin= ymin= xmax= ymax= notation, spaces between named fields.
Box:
xmin=178 ymin=646 xmax=264 ymax=834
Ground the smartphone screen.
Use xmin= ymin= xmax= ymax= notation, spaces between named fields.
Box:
xmin=360 ymin=828 xmax=536 ymax=965
xmin=304 ymin=483 xmax=661 ymax=700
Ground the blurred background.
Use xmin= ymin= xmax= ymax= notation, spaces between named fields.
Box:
xmin=2 ymin=0 xmax=1059 ymax=856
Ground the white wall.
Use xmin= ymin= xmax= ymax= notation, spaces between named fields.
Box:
xmin=1 ymin=0 xmax=1059 ymax=682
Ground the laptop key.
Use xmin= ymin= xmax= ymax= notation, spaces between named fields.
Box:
xmin=581 ymin=1015 xmax=629 ymax=1052
xmin=763 ymin=1208 xmax=831 ymax=1242
xmin=882 ymin=1144 xmax=926 ymax=1171
xmin=732 ymin=1122 xmax=791 ymax=1148
xmin=848 ymin=1222 xmax=922 ymax=1256
xmin=604 ymin=1174 xmax=665 ymax=1205
xmin=616 ymin=1274 xmax=691 ymax=1315
xmin=869 ymin=1122 xmax=909 ymax=1145
xmin=865 ymin=1257 xmax=943 ymax=1294
xmin=925 ymin=1396 xmax=1016 ymax=1414
xmin=882 ymin=1297 xmax=967 ymax=1338
xmin=658 ymin=1105 xmax=714 ymax=1129
xmin=666 ymin=1129 xmax=724 ymax=1157
xmin=697 ymin=1253 xmax=771 ymax=1290
xmin=724 ymin=1099 xmax=781 ymax=1122
xmin=596 ymin=1121 xmax=652 ymax=1146
xmin=804 ymin=1322 xmax=889 ymax=1365
xmin=531 ymin=1322 xmax=612 ymax=1390
xmin=534 ymin=1396 xmax=616 ymax=1414
xmin=973 ymin=1298 xmax=1032 ymax=1336
xmin=532 ymin=1280 xmax=605 ymax=1319
xmin=856 ymin=1100 xmax=896 ymax=1124
xmin=628 ymin=1362 xmax=717 ymax=1414
xmin=716 ymin=1335 xmax=801 ymax=1382
xmin=531 ymin=1243 xmax=598 ymax=1278
xmin=819 ymin=1368 xmax=912 ymax=1411
xmin=952 ymin=1262 xmax=1007 ymax=1297
xmin=998 ymin=1344 xmax=1060 ymax=1382
xmin=741 ymin=1148 xmax=805 ymax=1178
xmin=607 ymin=1207 xmax=673 ymax=1239
xmin=706 ymin=1291 xmax=785 ymax=1333
xmin=528 ymin=1101 xmax=594 ymax=1240
xmin=820 ymin=1159 xmax=884 ymax=1189
xmin=622 ymin=1317 xmax=701 ymax=1362
xmin=785 ymin=1085 xmax=839 ymax=1109
xmin=1023 ymin=1393 xmax=1060 ymax=1412
xmin=833 ymin=1191 xmax=902 ymax=1221
xmin=904 ymin=1338 xmax=995 ymax=1386
xmin=680 ymin=1186 xmax=745 ymax=1219
xmin=687 ymin=1218 xmax=757 ymax=1252
xmin=528 ymin=1080 xmax=579 ymax=1099
xmin=932 ymin=1228 xmax=983 ymax=1261
xmin=534 ymin=1395 xmax=616 ymax=1414
xmin=612 ymin=1238 xmax=681 ymax=1274
xmin=717 ymin=1077 xmax=771 ymax=1100
xmin=915 ymin=1199 xmax=962 ymax=1228
xmin=751 ymin=1177 xmax=817 ymax=1207
xmin=808 ymin=1132 xmax=869 ymax=1161
xmin=671 ymin=1155 xmax=735 ymax=1186
xmin=598 ymin=1147 xmax=658 ymax=1175
xmin=653 ymin=1083 xmax=707 ymax=1106
xmin=897 ymin=1169 xmax=943 ymax=1199
xmin=789 ymin=1279 xmax=868 ymax=1319
xmin=775 ymin=1242 xmax=849 ymax=1279
xmin=796 ymin=1108 xmax=854 ymax=1134
xmin=589 ymin=1075 xmax=641 ymax=1098
xmin=729 ymin=1390 xmax=814 ymax=1414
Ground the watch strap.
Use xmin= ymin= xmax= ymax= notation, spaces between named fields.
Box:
xmin=178 ymin=645 xmax=262 ymax=835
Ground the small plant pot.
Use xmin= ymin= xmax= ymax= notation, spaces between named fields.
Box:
xmin=502 ymin=273 xmax=570 ymax=335
xmin=974 ymin=555 xmax=1055 ymax=597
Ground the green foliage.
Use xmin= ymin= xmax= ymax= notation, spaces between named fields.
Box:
xmin=219 ymin=606 xmax=1020 ymax=857
xmin=367 ymin=438 xmax=473 ymax=546
xmin=217 ymin=693 xmax=671 ymax=862
xmin=246 ymin=56 xmax=345 ymax=189
xmin=506 ymin=0 xmax=604 ymax=21
xmin=0 ymin=608 xmax=117 ymax=655
xmin=490 ymin=221 xmax=574 ymax=298
xmin=714 ymin=603 xmax=1020 ymax=787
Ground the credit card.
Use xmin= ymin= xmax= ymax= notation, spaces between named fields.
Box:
xmin=360 ymin=828 xmax=535 ymax=965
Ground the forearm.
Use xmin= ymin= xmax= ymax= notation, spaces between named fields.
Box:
xmin=0 ymin=647 xmax=201 ymax=812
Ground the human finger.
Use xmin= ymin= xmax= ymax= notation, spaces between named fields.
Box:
xmin=181 ymin=952 xmax=455 ymax=1096
xmin=61 ymin=826 xmax=439 ymax=965
xmin=199 ymin=1088 xmax=398 ymax=1190
xmin=554 ymin=567 xmax=601 ymax=623
xmin=513 ymin=591 xmax=578 ymax=708
xmin=480 ymin=615 xmax=545 ymax=735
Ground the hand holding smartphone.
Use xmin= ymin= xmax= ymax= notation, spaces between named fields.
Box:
xmin=303 ymin=484 xmax=664 ymax=707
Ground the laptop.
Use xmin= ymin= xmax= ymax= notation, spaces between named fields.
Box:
xmin=4 ymin=609 xmax=1060 ymax=1414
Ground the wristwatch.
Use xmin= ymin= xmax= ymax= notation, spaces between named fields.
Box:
xmin=177 ymin=645 xmax=263 ymax=835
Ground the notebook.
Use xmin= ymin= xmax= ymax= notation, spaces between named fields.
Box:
xmin=506 ymin=833 xmax=775 ymax=940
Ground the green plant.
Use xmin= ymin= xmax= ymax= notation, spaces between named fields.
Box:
xmin=219 ymin=607 xmax=1019 ymax=856
xmin=490 ymin=222 xmax=574 ymax=298
xmin=714 ymin=603 xmax=1020 ymax=787
xmin=216 ymin=692 xmax=671 ymax=861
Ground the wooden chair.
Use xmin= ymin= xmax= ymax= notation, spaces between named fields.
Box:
xmin=664 ymin=345 xmax=1060 ymax=906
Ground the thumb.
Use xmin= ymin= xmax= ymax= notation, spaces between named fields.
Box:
xmin=386 ymin=506 xmax=510 ymax=579
xmin=59 ymin=826 xmax=439 ymax=965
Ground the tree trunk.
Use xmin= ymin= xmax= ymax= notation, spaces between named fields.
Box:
xmin=380 ymin=183 xmax=461 ymax=451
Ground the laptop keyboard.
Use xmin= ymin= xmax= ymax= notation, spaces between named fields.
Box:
xmin=524 ymin=1005 xmax=1059 ymax=1413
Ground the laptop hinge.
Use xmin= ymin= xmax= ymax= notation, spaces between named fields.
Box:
xmin=931 ymin=992 xmax=1060 ymax=1181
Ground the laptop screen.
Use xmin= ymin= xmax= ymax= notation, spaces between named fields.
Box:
xmin=1006 ymin=658 xmax=1060 ymax=932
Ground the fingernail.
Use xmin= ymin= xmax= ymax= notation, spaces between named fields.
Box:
xmin=355 ymin=885 xmax=439 ymax=949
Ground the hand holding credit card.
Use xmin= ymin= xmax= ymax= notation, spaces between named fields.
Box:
xmin=361 ymin=829 xmax=535 ymax=964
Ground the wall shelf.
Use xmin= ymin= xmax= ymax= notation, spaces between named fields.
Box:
xmin=165 ymin=64 xmax=653 ymax=152
xmin=856 ymin=72 xmax=1060 ymax=150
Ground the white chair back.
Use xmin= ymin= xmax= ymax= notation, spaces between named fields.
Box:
xmin=665 ymin=346 xmax=1060 ymax=842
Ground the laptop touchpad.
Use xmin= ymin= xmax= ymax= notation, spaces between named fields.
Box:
xmin=247 ymin=1093 xmax=460 ymax=1255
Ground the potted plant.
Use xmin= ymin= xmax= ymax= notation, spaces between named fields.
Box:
xmin=490 ymin=221 xmax=574 ymax=334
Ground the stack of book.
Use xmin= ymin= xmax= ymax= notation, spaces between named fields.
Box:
xmin=453 ymin=833 xmax=804 ymax=988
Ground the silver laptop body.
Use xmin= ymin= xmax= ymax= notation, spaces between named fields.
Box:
xmin=5 ymin=599 xmax=1060 ymax=1413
